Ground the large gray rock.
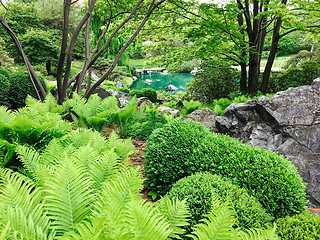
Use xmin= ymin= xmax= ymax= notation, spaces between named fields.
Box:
xmin=216 ymin=79 xmax=320 ymax=207
xmin=115 ymin=81 xmax=125 ymax=88
xmin=114 ymin=91 xmax=132 ymax=108
xmin=182 ymin=109 xmax=218 ymax=132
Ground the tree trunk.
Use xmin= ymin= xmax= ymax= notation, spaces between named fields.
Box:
xmin=261 ymin=18 xmax=283 ymax=93
xmin=240 ymin=62 xmax=247 ymax=92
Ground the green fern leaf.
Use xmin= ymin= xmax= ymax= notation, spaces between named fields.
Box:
xmin=156 ymin=196 xmax=190 ymax=239
xmin=0 ymin=169 xmax=52 ymax=239
xmin=43 ymin=158 xmax=96 ymax=236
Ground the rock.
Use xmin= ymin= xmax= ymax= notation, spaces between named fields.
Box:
xmin=114 ymin=91 xmax=132 ymax=108
xmin=182 ymin=109 xmax=218 ymax=132
xmin=158 ymin=106 xmax=179 ymax=117
xmin=165 ymin=84 xmax=178 ymax=91
xmin=92 ymin=87 xmax=115 ymax=99
xmin=216 ymin=79 xmax=320 ymax=207
xmin=132 ymin=76 xmax=138 ymax=81
xmin=115 ymin=81 xmax=125 ymax=88
xmin=145 ymin=79 xmax=153 ymax=83
xmin=137 ymin=97 xmax=154 ymax=110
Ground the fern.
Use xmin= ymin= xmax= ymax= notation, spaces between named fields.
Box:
xmin=156 ymin=196 xmax=190 ymax=239
xmin=188 ymin=198 xmax=279 ymax=240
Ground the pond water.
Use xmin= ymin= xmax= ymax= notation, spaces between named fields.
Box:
xmin=130 ymin=72 xmax=194 ymax=92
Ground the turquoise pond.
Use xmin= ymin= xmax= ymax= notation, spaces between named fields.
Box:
xmin=130 ymin=72 xmax=194 ymax=92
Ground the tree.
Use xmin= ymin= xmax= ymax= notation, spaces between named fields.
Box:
xmin=0 ymin=0 xmax=166 ymax=104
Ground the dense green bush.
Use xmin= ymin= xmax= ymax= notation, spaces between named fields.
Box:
xmin=0 ymin=67 xmax=10 ymax=78
xmin=129 ymin=88 xmax=157 ymax=103
xmin=0 ymin=74 xmax=10 ymax=106
xmin=168 ymin=172 xmax=274 ymax=236
xmin=268 ymin=61 xmax=320 ymax=93
xmin=8 ymin=71 xmax=47 ymax=109
xmin=174 ymin=60 xmax=200 ymax=73
xmin=144 ymin=120 xmax=307 ymax=218
xmin=276 ymin=212 xmax=320 ymax=239
xmin=117 ymin=87 xmax=130 ymax=93
xmin=185 ymin=60 xmax=240 ymax=103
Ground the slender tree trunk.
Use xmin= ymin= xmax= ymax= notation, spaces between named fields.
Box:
xmin=261 ymin=18 xmax=283 ymax=93
xmin=240 ymin=62 xmax=247 ymax=92
xmin=0 ymin=16 xmax=46 ymax=100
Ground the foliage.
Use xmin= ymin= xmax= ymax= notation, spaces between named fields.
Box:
xmin=92 ymin=58 xmax=130 ymax=79
xmin=0 ymin=37 xmax=14 ymax=71
xmin=180 ymin=100 xmax=203 ymax=117
xmin=168 ymin=172 xmax=274 ymax=237
xmin=275 ymin=211 xmax=320 ymax=240
xmin=0 ymin=74 xmax=11 ymax=106
xmin=144 ymin=120 xmax=307 ymax=218
xmin=129 ymin=88 xmax=158 ymax=103
xmin=185 ymin=60 xmax=240 ymax=103
xmin=188 ymin=198 xmax=279 ymax=240
xmin=63 ymin=94 xmax=120 ymax=132
xmin=0 ymin=128 xmax=190 ymax=239
xmin=0 ymin=97 xmax=71 ymax=168
xmin=117 ymin=87 xmax=130 ymax=93
xmin=174 ymin=60 xmax=201 ymax=73
xmin=268 ymin=61 xmax=320 ymax=93
xmin=14 ymin=29 xmax=60 ymax=66
xmin=284 ymin=43 xmax=320 ymax=69
xmin=8 ymin=71 xmax=47 ymax=109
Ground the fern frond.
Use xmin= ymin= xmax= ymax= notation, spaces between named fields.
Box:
xmin=0 ymin=168 xmax=51 ymax=239
xmin=0 ymin=140 xmax=16 ymax=167
xmin=43 ymin=158 xmax=96 ymax=236
xmin=16 ymin=145 xmax=41 ymax=180
xmin=188 ymin=198 xmax=239 ymax=240
xmin=125 ymin=199 xmax=172 ymax=240
xmin=0 ymin=106 xmax=16 ymax=125
xmin=156 ymin=196 xmax=190 ymax=239
xmin=107 ymin=131 xmax=136 ymax=159
xmin=238 ymin=224 xmax=279 ymax=240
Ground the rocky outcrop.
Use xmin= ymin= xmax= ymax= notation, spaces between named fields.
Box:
xmin=216 ymin=78 xmax=320 ymax=207
xmin=182 ymin=109 xmax=218 ymax=132
xmin=158 ymin=106 xmax=179 ymax=117
xmin=115 ymin=81 xmax=125 ymax=88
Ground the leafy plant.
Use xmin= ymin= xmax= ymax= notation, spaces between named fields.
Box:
xmin=275 ymin=211 xmax=320 ymax=240
xmin=180 ymin=100 xmax=203 ymax=117
xmin=144 ymin=120 xmax=307 ymax=218
xmin=129 ymin=88 xmax=158 ymax=103
xmin=63 ymin=94 xmax=120 ymax=132
xmin=0 ymin=74 xmax=11 ymax=106
xmin=168 ymin=172 xmax=274 ymax=236
xmin=188 ymin=197 xmax=279 ymax=240
xmin=0 ymin=129 xmax=190 ymax=239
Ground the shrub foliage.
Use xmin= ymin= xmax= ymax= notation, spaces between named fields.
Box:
xmin=144 ymin=120 xmax=307 ymax=218
xmin=168 ymin=172 xmax=274 ymax=235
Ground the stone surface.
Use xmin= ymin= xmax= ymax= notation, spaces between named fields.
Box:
xmin=114 ymin=91 xmax=132 ymax=108
xmin=115 ymin=81 xmax=125 ymax=88
xmin=92 ymin=87 xmax=115 ymax=99
xmin=182 ymin=109 xmax=218 ymax=132
xmin=215 ymin=79 xmax=320 ymax=207
xmin=158 ymin=106 xmax=179 ymax=117
xmin=137 ymin=97 xmax=155 ymax=110
xmin=165 ymin=84 xmax=178 ymax=91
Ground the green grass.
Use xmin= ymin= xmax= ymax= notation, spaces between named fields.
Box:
xmin=260 ymin=55 xmax=293 ymax=69
xmin=129 ymin=58 xmax=159 ymax=69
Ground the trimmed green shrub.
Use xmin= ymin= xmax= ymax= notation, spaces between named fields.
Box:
xmin=144 ymin=120 xmax=307 ymax=218
xmin=276 ymin=211 xmax=320 ymax=240
xmin=8 ymin=71 xmax=47 ymax=109
xmin=168 ymin=172 xmax=274 ymax=236
xmin=117 ymin=87 xmax=130 ymax=93
xmin=129 ymin=88 xmax=157 ymax=103
xmin=0 ymin=74 xmax=10 ymax=106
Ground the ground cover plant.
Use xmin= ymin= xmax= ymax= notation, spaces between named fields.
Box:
xmin=275 ymin=211 xmax=320 ymax=240
xmin=168 ymin=172 xmax=274 ymax=237
xmin=144 ymin=120 xmax=307 ymax=219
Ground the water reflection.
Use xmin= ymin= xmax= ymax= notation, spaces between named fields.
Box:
xmin=130 ymin=72 xmax=194 ymax=92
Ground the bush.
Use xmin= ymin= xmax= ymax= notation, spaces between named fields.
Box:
xmin=0 ymin=74 xmax=10 ymax=106
xmin=144 ymin=120 xmax=307 ymax=218
xmin=117 ymin=87 xmax=130 ymax=94
xmin=276 ymin=212 xmax=320 ymax=240
xmin=0 ymin=68 xmax=10 ymax=78
xmin=8 ymin=71 xmax=47 ymax=109
xmin=168 ymin=172 xmax=274 ymax=235
xmin=185 ymin=60 xmax=240 ymax=103
xmin=129 ymin=88 xmax=157 ymax=103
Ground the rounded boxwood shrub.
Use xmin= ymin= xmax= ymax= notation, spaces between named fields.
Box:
xmin=275 ymin=211 xmax=320 ymax=239
xmin=129 ymin=88 xmax=157 ymax=103
xmin=8 ymin=71 xmax=46 ymax=109
xmin=168 ymin=172 xmax=274 ymax=235
xmin=144 ymin=120 xmax=307 ymax=218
